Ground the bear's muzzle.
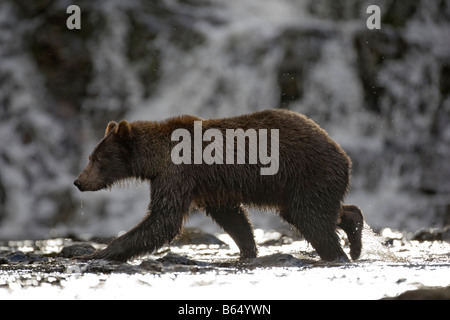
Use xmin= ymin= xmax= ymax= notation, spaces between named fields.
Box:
xmin=73 ymin=179 xmax=83 ymax=191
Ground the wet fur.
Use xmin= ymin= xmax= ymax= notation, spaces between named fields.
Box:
xmin=74 ymin=109 xmax=364 ymax=262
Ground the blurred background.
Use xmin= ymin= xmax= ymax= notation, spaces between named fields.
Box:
xmin=0 ymin=0 xmax=449 ymax=240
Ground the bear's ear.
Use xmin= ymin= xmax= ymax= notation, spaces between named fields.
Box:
xmin=116 ymin=120 xmax=132 ymax=140
xmin=105 ymin=121 xmax=118 ymax=137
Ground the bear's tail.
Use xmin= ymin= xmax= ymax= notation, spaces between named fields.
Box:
xmin=338 ymin=204 xmax=364 ymax=260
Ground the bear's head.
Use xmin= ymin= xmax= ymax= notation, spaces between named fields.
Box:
xmin=74 ymin=120 xmax=133 ymax=192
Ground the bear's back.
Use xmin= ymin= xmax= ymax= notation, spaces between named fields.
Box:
xmin=158 ymin=109 xmax=350 ymax=209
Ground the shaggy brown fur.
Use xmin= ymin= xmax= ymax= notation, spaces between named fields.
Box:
xmin=74 ymin=109 xmax=363 ymax=262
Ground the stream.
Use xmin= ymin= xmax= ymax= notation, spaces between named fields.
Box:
xmin=1 ymin=224 xmax=449 ymax=300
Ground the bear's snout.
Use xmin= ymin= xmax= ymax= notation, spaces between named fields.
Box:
xmin=74 ymin=179 xmax=83 ymax=191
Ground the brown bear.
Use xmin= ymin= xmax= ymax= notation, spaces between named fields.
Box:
xmin=74 ymin=109 xmax=363 ymax=262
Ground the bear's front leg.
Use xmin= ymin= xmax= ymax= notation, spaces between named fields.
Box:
xmin=77 ymin=198 xmax=188 ymax=262
xmin=79 ymin=238 xmax=131 ymax=262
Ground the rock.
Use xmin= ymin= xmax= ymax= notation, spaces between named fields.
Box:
xmin=354 ymin=28 xmax=408 ymax=114
xmin=276 ymin=27 xmax=333 ymax=108
xmin=308 ymin=0 xmax=363 ymax=21
xmin=259 ymin=235 xmax=293 ymax=247
xmin=4 ymin=251 xmax=48 ymax=264
xmin=58 ymin=243 xmax=96 ymax=258
xmin=412 ymin=226 xmax=450 ymax=242
xmin=247 ymin=253 xmax=307 ymax=268
xmin=173 ymin=228 xmax=226 ymax=246
xmin=156 ymin=252 xmax=209 ymax=267
xmin=385 ymin=286 xmax=450 ymax=300
xmin=381 ymin=0 xmax=419 ymax=28
xmin=139 ymin=259 xmax=163 ymax=272
xmin=84 ymin=259 xmax=136 ymax=274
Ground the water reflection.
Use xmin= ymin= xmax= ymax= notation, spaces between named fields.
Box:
xmin=0 ymin=227 xmax=449 ymax=299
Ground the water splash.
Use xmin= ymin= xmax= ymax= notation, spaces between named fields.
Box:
xmin=80 ymin=194 xmax=84 ymax=216
xmin=360 ymin=222 xmax=400 ymax=262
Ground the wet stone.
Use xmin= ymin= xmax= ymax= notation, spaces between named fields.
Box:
xmin=259 ymin=235 xmax=293 ymax=247
xmin=156 ymin=252 xmax=210 ymax=267
xmin=58 ymin=243 xmax=96 ymax=258
xmin=247 ymin=253 xmax=308 ymax=268
xmin=172 ymin=228 xmax=227 ymax=246
xmin=2 ymin=251 xmax=48 ymax=264
xmin=412 ymin=226 xmax=450 ymax=242
xmin=139 ymin=259 xmax=163 ymax=272
xmin=84 ymin=259 xmax=135 ymax=274
xmin=135 ymin=253 xmax=215 ymax=274
xmin=384 ymin=285 xmax=450 ymax=300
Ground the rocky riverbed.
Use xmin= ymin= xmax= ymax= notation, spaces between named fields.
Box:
xmin=1 ymin=225 xmax=449 ymax=300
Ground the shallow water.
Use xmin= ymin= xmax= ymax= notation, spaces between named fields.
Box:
xmin=1 ymin=225 xmax=449 ymax=300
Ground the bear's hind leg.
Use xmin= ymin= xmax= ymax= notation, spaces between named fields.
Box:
xmin=338 ymin=205 xmax=364 ymax=260
xmin=280 ymin=207 xmax=349 ymax=262
xmin=206 ymin=204 xmax=257 ymax=259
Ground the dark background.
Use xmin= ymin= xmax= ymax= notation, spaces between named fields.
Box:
xmin=0 ymin=0 xmax=449 ymax=239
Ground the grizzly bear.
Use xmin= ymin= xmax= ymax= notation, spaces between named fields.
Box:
xmin=74 ymin=109 xmax=363 ymax=262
